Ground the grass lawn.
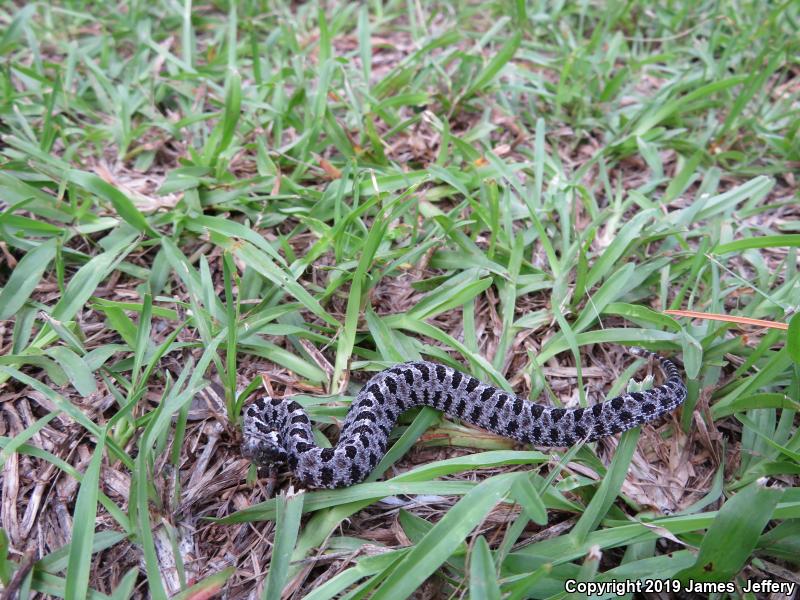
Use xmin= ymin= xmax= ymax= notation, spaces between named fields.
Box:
xmin=1 ymin=0 xmax=799 ymax=598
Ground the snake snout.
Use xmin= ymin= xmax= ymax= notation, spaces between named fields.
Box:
xmin=241 ymin=430 xmax=289 ymax=467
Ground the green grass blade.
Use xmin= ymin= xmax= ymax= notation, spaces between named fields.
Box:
xmin=332 ymin=203 xmax=388 ymax=390
xmin=0 ymin=412 xmax=58 ymax=470
xmin=172 ymin=568 xmax=234 ymax=600
xmin=675 ymin=481 xmax=782 ymax=582
xmin=108 ymin=568 xmax=141 ymax=600
xmin=65 ymin=427 xmax=107 ymax=600
xmin=713 ymin=234 xmax=800 ymax=255
xmin=51 ymin=232 xmax=140 ymax=322
xmin=44 ymin=346 xmax=97 ymax=396
xmin=0 ymin=238 xmax=57 ymax=319
xmin=371 ymin=473 xmax=520 ymax=599
xmin=469 ymin=536 xmax=501 ymax=600
xmin=570 ymin=427 xmax=639 ymax=542
xmin=262 ymin=490 xmax=305 ymax=600
xmin=788 ymin=312 xmax=800 ymax=364
xmin=65 ymin=170 xmax=156 ymax=237
xmin=466 ymin=31 xmax=521 ymax=97
xmin=233 ymin=241 xmax=340 ymax=328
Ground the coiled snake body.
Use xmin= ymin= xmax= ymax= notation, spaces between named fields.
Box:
xmin=242 ymin=347 xmax=686 ymax=489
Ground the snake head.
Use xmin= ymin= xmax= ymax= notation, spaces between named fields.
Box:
xmin=241 ymin=403 xmax=289 ymax=467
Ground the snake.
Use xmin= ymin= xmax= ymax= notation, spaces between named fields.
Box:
xmin=241 ymin=347 xmax=687 ymax=489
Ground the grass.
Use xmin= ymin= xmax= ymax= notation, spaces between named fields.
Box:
xmin=0 ymin=0 xmax=799 ymax=598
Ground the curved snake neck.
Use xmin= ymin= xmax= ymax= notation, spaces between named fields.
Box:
xmin=242 ymin=347 xmax=687 ymax=489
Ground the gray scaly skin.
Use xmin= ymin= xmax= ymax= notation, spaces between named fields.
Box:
xmin=242 ymin=347 xmax=687 ymax=489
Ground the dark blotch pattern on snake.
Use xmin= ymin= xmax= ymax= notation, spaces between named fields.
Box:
xmin=242 ymin=347 xmax=687 ymax=488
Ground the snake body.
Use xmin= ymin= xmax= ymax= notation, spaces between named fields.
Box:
xmin=242 ymin=347 xmax=686 ymax=489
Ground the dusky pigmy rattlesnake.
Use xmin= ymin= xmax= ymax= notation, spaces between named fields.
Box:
xmin=242 ymin=347 xmax=687 ymax=488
